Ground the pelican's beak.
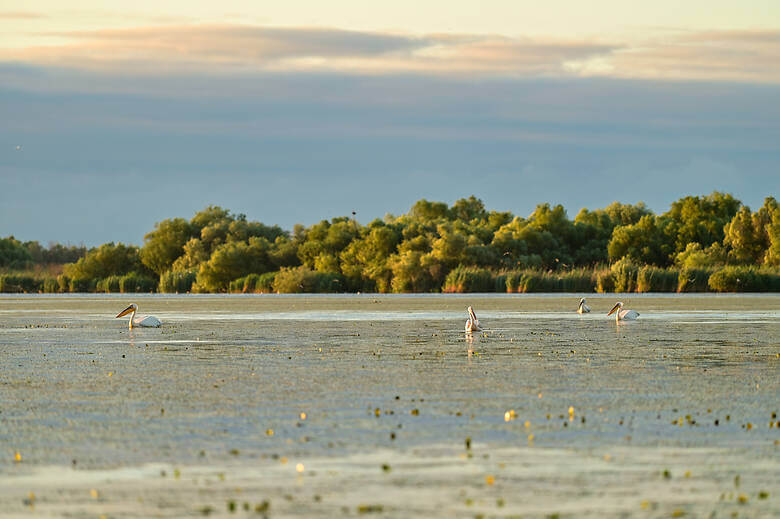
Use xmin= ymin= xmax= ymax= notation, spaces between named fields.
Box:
xmin=116 ymin=305 xmax=134 ymax=318
xmin=606 ymin=303 xmax=620 ymax=316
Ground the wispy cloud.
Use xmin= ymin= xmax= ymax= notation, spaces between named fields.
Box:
xmin=1 ymin=23 xmax=779 ymax=82
xmin=1 ymin=24 xmax=617 ymax=76
xmin=8 ymin=25 xmax=429 ymax=71
xmin=0 ymin=11 xmax=46 ymax=19
xmin=567 ymin=29 xmax=780 ymax=82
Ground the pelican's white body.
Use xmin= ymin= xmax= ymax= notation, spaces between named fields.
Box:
xmin=607 ymin=302 xmax=639 ymax=321
xmin=116 ymin=304 xmax=162 ymax=328
xmin=577 ymin=298 xmax=591 ymax=314
xmin=465 ymin=306 xmax=482 ymax=332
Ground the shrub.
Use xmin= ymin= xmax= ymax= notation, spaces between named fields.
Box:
xmin=595 ymin=269 xmax=615 ymax=293
xmin=0 ymin=274 xmax=39 ymax=293
xmin=242 ymin=273 xmax=261 ymax=293
xmin=228 ymin=276 xmax=246 ymax=293
xmin=505 ymin=271 xmax=522 ymax=292
xmin=505 ymin=270 xmax=541 ymax=293
xmin=558 ymin=268 xmax=596 ymax=292
xmin=611 ymin=258 xmax=639 ymax=293
xmin=708 ymin=266 xmax=780 ymax=292
xmin=158 ymin=269 xmax=196 ymax=293
xmin=442 ymin=266 xmax=494 ymax=293
xmin=57 ymin=274 xmax=70 ymax=293
xmin=522 ymin=271 xmax=546 ymax=292
xmin=42 ymin=277 xmax=59 ymax=293
xmin=493 ymin=272 xmax=508 ymax=293
xmin=256 ymin=271 xmax=277 ymax=293
xmin=227 ymin=272 xmax=278 ymax=293
xmin=195 ymin=238 xmax=271 ymax=292
xmin=69 ymin=277 xmax=95 ymax=293
xmin=96 ymin=275 xmax=122 ymax=293
xmin=63 ymin=242 xmax=148 ymax=281
xmin=503 ymin=268 xmax=594 ymax=293
xmin=273 ymin=266 xmax=343 ymax=293
xmin=677 ymin=268 xmax=711 ymax=292
xmin=119 ymin=272 xmax=157 ymax=293
xmin=637 ymin=266 xmax=678 ymax=292
xmin=0 ymin=236 xmax=32 ymax=269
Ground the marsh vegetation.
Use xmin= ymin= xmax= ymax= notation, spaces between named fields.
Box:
xmin=2 ymin=192 xmax=779 ymax=293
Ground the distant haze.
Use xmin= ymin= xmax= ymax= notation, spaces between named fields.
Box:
xmin=1 ymin=2 xmax=778 ymax=246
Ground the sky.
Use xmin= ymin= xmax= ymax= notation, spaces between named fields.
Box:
xmin=1 ymin=1 xmax=779 ymax=246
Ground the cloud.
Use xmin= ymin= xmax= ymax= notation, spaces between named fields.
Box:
xmin=0 ymin=11 xmax=46 ymax=19
xmin=2 ymin=23 xmax=619 ymax=76
xmin=567 ymin=29 xmax=780 ymax=82
xmin=8 ymin=25 xmax=429 ymax=71
xmin=2 ymin=24 xmax=779 ymax=82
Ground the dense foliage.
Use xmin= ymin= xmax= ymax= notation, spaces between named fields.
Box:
xmin=2 ymin=193 xmax=779 ymax=293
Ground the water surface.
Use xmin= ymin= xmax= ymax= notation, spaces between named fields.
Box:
xmin=1 ymin=294 xmax=778 ymax=517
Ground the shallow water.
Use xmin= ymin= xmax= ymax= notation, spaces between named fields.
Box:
xmin=0 ymin=294 xmax=778 ymax=517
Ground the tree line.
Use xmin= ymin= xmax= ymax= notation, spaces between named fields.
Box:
xmin=1 ymin=192 xmax=779 ymax=293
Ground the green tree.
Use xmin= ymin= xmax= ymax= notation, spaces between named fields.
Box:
xmin=608 ymin=215 xmax=675 ymax=266
xmin=340 ymin=223 xmax=401 ymax=292
xmin=723 ymin=207 xmax=763 ymax=264
xmin=0 ymin=236 xmax=32 ymax=269
xmin=410 ymin=199 xmax=450 ymax=222
xmin=196 ymin=237 xmax=272 ymax=292
xmin=388 ymin=235 xmax=437 ymax=292
xmin=64 ymin=242 xmax=148 ymax=280
xmin=451 ymin=196 xmax=487 ymax=222
xmin=574 ymin=202 xmax=652 ymax=265
xmin=268 ymin=236 xmax=301 ymax=269
xmin=674 ymin=242 xmax=726 ymax=269
xmin=171 ymin=238 xmax=210 ymax=271
xmin=663 ymin=192 xmax=741 ymax=253
xmin=139 ymin=217 xmax=196 ymax=275
xmin=763 ymin=201 xmax=780 ymax=266
xmin=296 ymin=218 xmax=360 ymax=272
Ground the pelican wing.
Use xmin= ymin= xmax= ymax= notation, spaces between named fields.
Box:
xmin=134 ymin=315 xmax=162 ymax=327
xmin=619 ymin=310 xmax=639 ymax=321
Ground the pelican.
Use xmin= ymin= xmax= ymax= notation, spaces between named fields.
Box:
xmin=607 ymin=301 xmax=639 ymax=321
xmin=577 ymin=298 xmax=591 ymax=314
xmin=115 ymin=303 xmax=162 ymax=328
xmin=465 ymin=306 xmax=482 ymax=333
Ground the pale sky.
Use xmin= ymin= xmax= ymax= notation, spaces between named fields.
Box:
xmin=5 ymin=1 xmax=780 ymax=38
xmin=1 ymin=2 xmax=779 ymax=245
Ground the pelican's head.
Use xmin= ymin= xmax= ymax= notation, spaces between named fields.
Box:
xmin=578 ymin=298 xmax=586 ymax=307
xmin=467 ymin=306 xmax=477 ymax=320
xmin=606 ymin=302 xmax=623 ymax=316
xmin=116 ymin=303 xmax=138 ymax=318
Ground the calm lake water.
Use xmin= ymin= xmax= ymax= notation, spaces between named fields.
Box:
xmin=1 ymin=294 xmax=778 ymax=517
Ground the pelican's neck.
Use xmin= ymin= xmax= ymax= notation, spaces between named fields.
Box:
xmin=615 ymin=309 xmax=620 ymax=322
xmin=128 ymin=308 xmax=136 ymax=329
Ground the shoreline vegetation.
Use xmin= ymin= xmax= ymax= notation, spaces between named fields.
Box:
xmin=2 ymin=192 xmax=779 ymax=294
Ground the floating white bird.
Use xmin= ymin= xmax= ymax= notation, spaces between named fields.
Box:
xmin=607 ymin=301 xmax=639 ymax=321
xmin=116 ymin=303 xmax=162 ymax=328
xmin=577 ymin=298 xmax=591 ymax=314
xmin=465 ymin=306 xmax=482 ymax=333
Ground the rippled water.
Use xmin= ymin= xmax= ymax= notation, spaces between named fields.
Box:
xmin=0 ymin=294 xmax=778 ymax=517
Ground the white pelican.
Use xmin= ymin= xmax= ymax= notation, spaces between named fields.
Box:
xmin=465 ymin=306 xmax=482 ymax=333
xmin=577 ymin=298 xmax=591 ymax=314
xmin=607 ymin=301 xmax=639 ymax=321
xmin=116 ymin=303 xmax=162 ymax=328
